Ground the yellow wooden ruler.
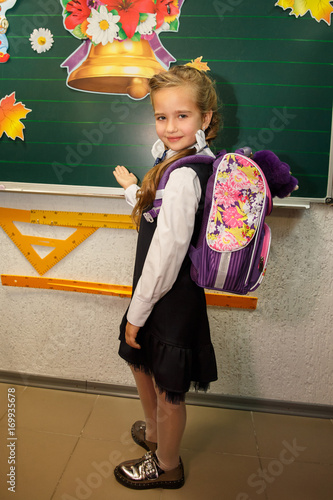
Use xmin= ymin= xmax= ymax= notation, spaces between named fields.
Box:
xmin=30 ymin=210 xmax=135 ymax=229
xmin=0 ymin=207 xmax=97 ymax=275
xmin=1 ymin=275 xmax=257 ymax=309
xmin=1 ymin=275 xmax=132 ymax=298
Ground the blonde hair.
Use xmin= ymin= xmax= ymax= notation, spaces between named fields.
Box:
xmin=132 ymin=65 xmax=221 ymax=228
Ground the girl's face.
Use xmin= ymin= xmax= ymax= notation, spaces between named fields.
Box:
xmin=152 ymin=86 xmax=212 ymax=152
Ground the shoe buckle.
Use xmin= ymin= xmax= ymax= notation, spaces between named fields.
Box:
xmin=142 ymin=453 xmax=159 ymax=480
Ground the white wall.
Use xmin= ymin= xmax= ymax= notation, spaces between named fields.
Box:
xmin=0 ymin=191 xmax=332 ymax=405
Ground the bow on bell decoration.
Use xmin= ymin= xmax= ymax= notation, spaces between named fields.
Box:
xmin=60 ymin=0 xmax=186 ymax=99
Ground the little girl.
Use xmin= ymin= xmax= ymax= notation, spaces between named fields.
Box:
xmin=113 ymin=64 xmax=220 ymax=490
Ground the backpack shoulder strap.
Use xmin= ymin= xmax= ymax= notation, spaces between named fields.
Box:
xmin=143 ymin=154 xmax=214 ymax=222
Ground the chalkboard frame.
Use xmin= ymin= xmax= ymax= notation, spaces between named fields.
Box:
xmin=1 ymin=0 xmax=332 ymax=207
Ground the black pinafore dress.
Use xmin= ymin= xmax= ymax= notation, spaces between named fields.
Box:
xmin=118 ymin=163 xmax=218 ymax=403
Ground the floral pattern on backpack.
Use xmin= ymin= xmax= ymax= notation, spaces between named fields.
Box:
xmin=207 ymin=154 xmax=265 ymax=252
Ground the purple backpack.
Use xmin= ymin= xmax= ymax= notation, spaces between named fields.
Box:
xmin=144 ymin=151 xmax=272 ymax=295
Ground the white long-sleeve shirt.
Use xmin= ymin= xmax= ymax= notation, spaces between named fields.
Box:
xmin=125 ymin=167 xmax=202 ymax=327
xmin=124 ymin=137 xmax=215 ymax=327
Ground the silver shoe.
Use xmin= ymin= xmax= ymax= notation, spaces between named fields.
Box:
xmin=131 ymin=420 xmax=157 ymax=452
xmin=114 ymin=451 xmax=184 ymax=490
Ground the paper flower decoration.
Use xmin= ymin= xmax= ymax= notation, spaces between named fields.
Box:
xmin=275 ymin=0 xmax=333 ymax=24
xmin=62 ymin=0 xmax=181 ymax=43
xmin=136 ymin=13 xmax=157 ymax=35
xmin=186 ymin=57 xmax=210 ymax=72
xmin=0 ymin=92 xmax=31 ymax=141
xmin=86 ymin=6 xmax=120 ymax=45
xmin=29 ymin=28 xmax=54 ymax=53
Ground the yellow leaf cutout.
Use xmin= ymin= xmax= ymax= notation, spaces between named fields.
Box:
xmin=275 ymin=0 xmax=333 ymax=24
xmin=0 ymin=92 xmax=32 ymax=140
xmin=186 ymin=57 xmax=211 ymax=72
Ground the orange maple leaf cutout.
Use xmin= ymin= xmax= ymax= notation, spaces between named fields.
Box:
xmin=0 ymin=92 xmax=32 ymax=140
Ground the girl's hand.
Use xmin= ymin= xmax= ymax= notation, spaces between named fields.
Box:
xmin=113 ymin=165 xmax=138 ymax=189
xmin=125 ymin=321 xmax=141 ymax=349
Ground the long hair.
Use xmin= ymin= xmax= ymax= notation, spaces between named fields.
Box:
xmin=132 ymin=65 xmax=221 ymax=228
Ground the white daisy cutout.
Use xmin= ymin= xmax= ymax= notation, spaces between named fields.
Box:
xmin=136 ymin=13 xmax=157 ymax=36
xmin=29 ymin=28 xmax=54 ymax=53
xmin=86 ymin=6 xmax=120 ymax=46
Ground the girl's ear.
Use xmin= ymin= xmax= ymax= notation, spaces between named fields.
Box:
xmin=202 ymin=110 xmax=213 ymax=130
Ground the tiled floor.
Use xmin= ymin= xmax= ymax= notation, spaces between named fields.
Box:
xmin=0 ymin=383 xmax=332 ymax=500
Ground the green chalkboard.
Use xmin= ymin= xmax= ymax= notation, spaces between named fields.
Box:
xmin=0 ymin=0 xmax=332 ymax=200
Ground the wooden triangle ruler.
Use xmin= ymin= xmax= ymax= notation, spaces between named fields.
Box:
xmin=0 ymin=208 xmax=97 ymax=275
